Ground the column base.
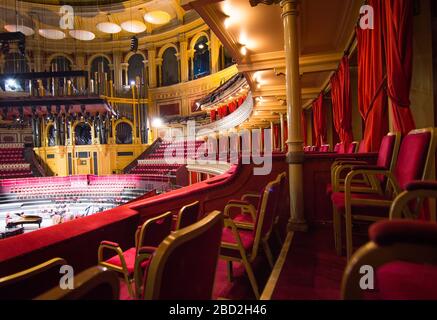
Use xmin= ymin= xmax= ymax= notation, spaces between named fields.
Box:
xmin=287 ymin=219 xmax=308 ymax=232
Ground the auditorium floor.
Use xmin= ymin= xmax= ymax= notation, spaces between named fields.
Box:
xmin=267 ymin=225 xmax=347 ymax=300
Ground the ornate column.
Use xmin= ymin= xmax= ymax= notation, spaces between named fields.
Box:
xmin=281 ymin=0 xmax=306 ymax=231
xmin=156 ymin=58 xmax=163 ymax=87
xmin=188 ymin=49 xmax=195 ymax=80
xmin=179 ymin=36 xmax=189 ymax=82
xmin=210 ymin=31 xmax=221 ymax=74
xmin=147 ymin=47 xmax=157 ymax=88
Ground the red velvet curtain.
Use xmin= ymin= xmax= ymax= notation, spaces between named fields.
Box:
xmin=210 ymin=110 xmax=216 ymax=122
xmin=273 ymin=124 xmax=280 ymax=150
xmin=312 ymin=94 xmax=327 ymax=147
xmin=331 ymin=56 xmax=354 ymax=149
xmin=357 ymin=0 xmax=388 ymax=152
xmin=301 ymin=111 xmax=307 ymax=146
xmin=384 ymin=0 xmax=415 ymax=135
xmin=284 ymin=120 xmax=288 ymax=152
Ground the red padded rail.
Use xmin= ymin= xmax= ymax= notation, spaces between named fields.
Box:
xmin=0 ymin=155 xmax=288 ymax=277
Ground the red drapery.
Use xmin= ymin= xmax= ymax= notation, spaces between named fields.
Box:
xmin=284 ymin=120 xmax=288 ymax=152
xmin=210 ymin=110 xmax=216 ymax=122
xmin=331 ymin=56 xmax=354 ymax=149
xmin=384 ymin=0 xmax=415 ymax=135
xmin=357 ymin=0 xmax=388 ymax=152
xmin=312 ymin=94 xmax=327 ymax=147
xmin=301 ymin=111 xmax=307 ymax=146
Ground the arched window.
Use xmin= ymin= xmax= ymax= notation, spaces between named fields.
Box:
xmin=47 ymin=125 xmax=56 ymax=146
xmin=3 ymin=52 xmax=29 ymax=92
xmin=50 ymin=56 xmax=72 ymax=72
xmin=75 ymin=123 xmax=92 ymax=145
xmin=161 ymin=47 xmax=178 ymax=86
xmin=116 ymin=122 xmax=133 ymax=144
xmin=90 ymin=56 xmax=111 ymax=94
xmin=193 ymin=36 xmax=210 ymax=79
xmin=128 ymin=54 xmax=145 ymax=85
xmin=218 ymin=45 xmax=234 ymax=71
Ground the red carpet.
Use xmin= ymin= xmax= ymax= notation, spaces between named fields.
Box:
xmin=271 ymin=225 xmax=348 ymax=300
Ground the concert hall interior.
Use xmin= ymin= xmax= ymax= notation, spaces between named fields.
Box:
xmin=0 ymin=0 xmax=437 ymax=301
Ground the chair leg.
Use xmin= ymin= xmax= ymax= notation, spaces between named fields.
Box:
xmin=241 ymin=258 xmax=260 ymax=299
xmin=262 ymin=240 xmax=274 ymax=269
xmin=333 ymin=207 xmax=342 ymax=256
xmin=123 ymin=272 xmax=135 ymax=298
xmin=345 ymin=211 xmax=354 ymax=261
xmin=227 ymin=261 xmax=234 ymax=282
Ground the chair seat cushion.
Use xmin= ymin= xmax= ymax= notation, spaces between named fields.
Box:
xmin=220 ymin=227 xmax=254 ymax=258
xmin=331 ymin=192 xmax=391 ymax=218
xmin=233 ymin=213 xmax=254 ymax=224
xmin=105 ymin=247 xmax=151 ymax=275
xmin=366 ymin=261 xmax=437 ymax=300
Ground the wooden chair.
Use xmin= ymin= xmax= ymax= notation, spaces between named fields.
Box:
xmin=98 ymin=211 xmax=173 ymax=298
xmin=332 ymin=128 xmax=437 ymax=260
xmin=139 ymin=210 xmax=223 ymax=299
xmin=328 ymin=132 xmax=401 ymax=196
xmin=36 ymin=266 xmax=119 ymax=300
xmin=175 ymin=201 xmax=200 ymax=230
xmin=0 ymin=258 xmax=66 ymax=300
xmin=342 ymin=220 xmax=437 ymax=300
xmin=220 ymin=178 xmax=281 ymax=299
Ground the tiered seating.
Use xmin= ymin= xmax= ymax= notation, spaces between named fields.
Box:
xmin=128 ymin=140 xmax=205 ymax=180
xmin=0 ymin=144 xmax=33 ymax=179
xmin=2 ymin=175 xmax=148 ymax=203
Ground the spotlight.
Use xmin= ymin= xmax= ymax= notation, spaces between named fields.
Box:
xmin=130 ymin=80 xmax=136 ymax=86
xmin=198 ymin=43 xmax=204 ymax=49
xmin=130 ymin=36 xmax=138 ymax=52
xmin=240 ymin=45 xmax=247 ymax=56
xmin=151 ymin=118 xmax=163 ymax=128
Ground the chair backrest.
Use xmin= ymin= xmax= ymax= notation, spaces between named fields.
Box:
xmin=137 ymin=211 xmax=173 ymax=249
xmin=0 ymin=258 xmax=66 ymax=300
xmin=334 ymin=143 xmax=342 ymax=153
xmin=251 ymin=178 xmax=281 ymax=257
xmin=143 ymin=210 xmax=223 ymax=300
xmin=394 ymin=128 xmax=436 ymax=190
xmin=376 ymin=132 xmax=401 ymax=173
xmin=346 ymin=141 xmax=359 ymax=153
xmin=175 ymin=201 xmax=200 ymax=230
xmin=319 ymin=144 xmax=330 ymax=152
xmin=36 ymin=266 xmax=119 ymax=300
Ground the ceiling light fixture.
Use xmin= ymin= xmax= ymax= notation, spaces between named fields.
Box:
xmin=4 ymin=25 xmax=34 ymax=36
xmin=144 ymin=11 xmax=171 ymax=25
xmin=39 ymin=29 xmax=66 ymax=40
xmin=69 ymin=30 xmax=95 ymax=41
xmin=121 ymin=20 xmax=147 ymax=33
xmin=96 ymin=22 xmax=121 ymax=34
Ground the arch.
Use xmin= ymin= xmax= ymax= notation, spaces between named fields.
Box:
xmin=47 ymin=124 xmax=56 ymax=147
xmin=47 ymin=53 xmax=74 ymax=66
xmin=127 ymin=53 xmax=146 ymax=85
xmin=157 ymin=43 xmax=179 ymax=59
xmin=124 ymin=51 xmax=146 ymax=63
xmin=192 ymin=35 xmax=210 ymax=79
xmin=74 ymin=122 xmax=92 ymax=145
xmin=161 ymin=47 xmax=179 ymax=86
xmin=115 ymin=121 xmax=133 ymax=144
xmin=88 ymin=53 xmax=113 ymax=66
xmin=189 ymin=31 xmax=210 ymax=52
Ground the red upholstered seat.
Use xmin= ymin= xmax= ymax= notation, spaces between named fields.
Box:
xmin=221 ymin=227 xmax=254 ymax=253
xmin=368 ymin=261 xmax=437 ymax=300
xmin=105 ymin=248 xmax=152 ymax=275
xmin=331 ymin=191 xmax=391 ymax=213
